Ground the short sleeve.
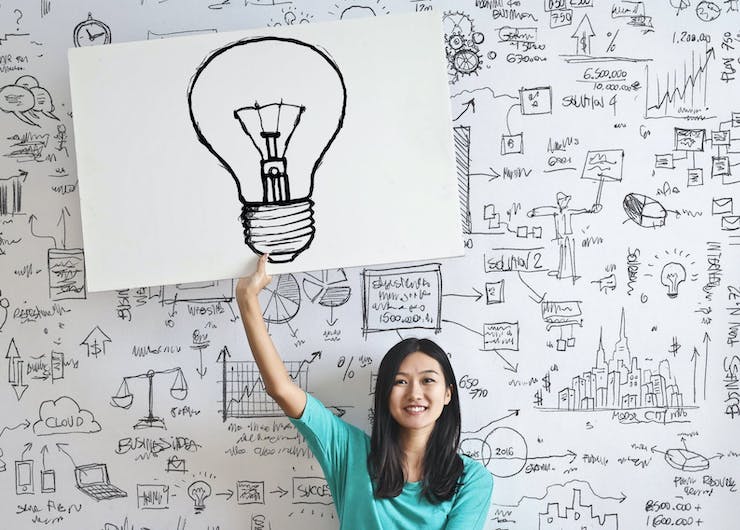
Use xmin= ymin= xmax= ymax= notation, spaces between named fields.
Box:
xmin=444 ymin=458 xmax=493 ymax=530
xmin=289 ymin=393 xmax=354 ymax=497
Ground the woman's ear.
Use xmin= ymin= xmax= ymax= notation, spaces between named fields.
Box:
xmin=444 ymin=385 xmax=452 ymax=405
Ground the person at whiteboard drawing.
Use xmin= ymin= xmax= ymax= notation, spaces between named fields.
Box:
xmin=527 ymin=191 xmax=601 ymax=283
xmin=236 ymin=254 xmax=493 ymax=530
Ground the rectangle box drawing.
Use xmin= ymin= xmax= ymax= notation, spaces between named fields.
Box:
xmin=292 ymin=477 xmax=333 ymax=505
xmin=137 ymin=484 xmax=170 ymax=509
xmin=361 ymin=263 xmax=442 ymax=335
xmin=483 ymin=322 xmax=520 ymax=351
xmin=237 ymin=480 xmax=265 ymax=505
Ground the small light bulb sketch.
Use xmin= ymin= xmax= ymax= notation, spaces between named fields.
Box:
xmin=187 ymin=480 xmax=212 ymax=514
xmin=188 ymin=36 xmax=347 ymax=263
xmin=660 ymin=262 xmax=686 ymax=298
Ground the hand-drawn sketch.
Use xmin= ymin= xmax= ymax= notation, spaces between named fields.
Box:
xmin=219 ymin=347 xmax=317 ymax=419
xmin=645 ymin=47 xmax=715 ymax=120
xmin=75 ymin=463 xmax=127 ymax=501
xmin=81 ymin=326 xmax=111 ymax=357
xmin=443 ymin=11 xmax=485 ymax=83
xmin=188 ymin=37 xmax=346 ymax=263
xmin=72 ymin=13 xmax=112 ymax=47
xmin=187 ymin=480 xmax=211 ymax=513
xmin=110 ymin=368 xmax=188 ymax=429
xmin=259 ymin=273 xmax=301 ymax=324
xmin=2 ymin=3 xmax=740 ymax=530
xmin=543 ymin=310 xmax=688 ymax=415
xmin=539 ymin=487 xmax=618 ymax=530
xmin=33 ymin=396 xmax=102 ymax=435
xmin=0 ymin=75 xmax=59 ymax=127
xmin=361 ymin=263 xmax=442 ymax=336
xmin=6 ymin=338 xmax=28 ymax=400
xmin=527 ymin=192 xmax=600 ymax=282
xmin=15 ymin=459 xmax=34 ymax=494
xmin=328 ymin=1 xmax=390 ymax=20
xmin=0 ymin=171 xmax=26 ymax=215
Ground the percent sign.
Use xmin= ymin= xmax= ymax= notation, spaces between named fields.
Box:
xmin=337 ymin=356 xmax=355 ymax=381
xmin=605 ymin=30 xmax=618 ymax=53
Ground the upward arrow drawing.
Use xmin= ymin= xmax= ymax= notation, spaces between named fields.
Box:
xmin=218 ymin=346 xmax=232 ymax=423
xmin=572 ymin=14 xmax=595 ymax=55
xmin=28 ymin=214 xmax=58 ymax=248
xmin=6 ymin=338 xmax=28 ymax=400
xmin=56 ymin=207 xmax=71 ymax=250
xmin=80 ymin=326 xmax=111 ymax=357
xmin=453 ymin=98 xmax=476 ymax=121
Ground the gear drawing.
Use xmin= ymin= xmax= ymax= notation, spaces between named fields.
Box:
xmin=442 ymin=11 xmax=485 ymax=83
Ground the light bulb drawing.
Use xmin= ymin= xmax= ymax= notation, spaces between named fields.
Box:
xmin=660 ymin=262 xmax=686 ymax=298
xmin=188 ymin=37 xmax=347 ymax=263
xmin=110 ymin=367 xmax=188 ymax=429
xmin=187 ymin=480 xmax=212 ymax=514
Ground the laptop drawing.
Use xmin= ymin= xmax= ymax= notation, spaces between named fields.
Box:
xmin=75 ymin=463 xmax=127 ymax=501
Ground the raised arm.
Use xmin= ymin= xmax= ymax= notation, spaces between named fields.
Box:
xmin=527 ymin=205 xmax=558 ymax=217
xmin=236 ymin=254 xmax=307 ymax=419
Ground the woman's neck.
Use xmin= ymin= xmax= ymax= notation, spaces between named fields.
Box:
xmin=399 ymin=428 xmax=431 ymax=482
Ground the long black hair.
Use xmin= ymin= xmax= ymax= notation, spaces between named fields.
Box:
xmin=367 ymin=338 xmax=464 ymax=503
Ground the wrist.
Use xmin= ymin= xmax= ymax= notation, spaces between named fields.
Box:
xmin=237 ymin=291 xmax=260 ymax=308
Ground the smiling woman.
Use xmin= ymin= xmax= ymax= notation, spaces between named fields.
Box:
xmin=236 ymin=255 xmax=494 ymax=530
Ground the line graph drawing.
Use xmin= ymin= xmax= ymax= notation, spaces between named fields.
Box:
xmin=219 ymin=348 xmax=318 ymax=420
xmin=645 ymin=47 xmax=715 ymax=119
xmin=222 ymin=360 xmax=308 ymax=419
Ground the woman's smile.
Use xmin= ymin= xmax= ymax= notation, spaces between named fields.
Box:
xmin=389 ymin=351 xmax=452 ymax=434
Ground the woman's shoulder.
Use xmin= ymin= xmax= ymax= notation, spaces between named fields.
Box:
xmin=298 ymin=393 xmax=369 ymax=439
xmin=459 ymin=454 xmax=494 ymax=489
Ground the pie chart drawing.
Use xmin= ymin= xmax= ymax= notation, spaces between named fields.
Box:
xmin=663 ymin=448 xmax=710 ymax=472
xmin=623 ymin=193 xmax=667 ymax=228
xmin=260 ymin=274 xmax=301 ymax=324
xmin=302 ymin=269 xmax=351 ymax=308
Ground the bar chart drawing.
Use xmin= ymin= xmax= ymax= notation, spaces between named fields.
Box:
xmin=0 ymin=171 xmax=26 ymax=216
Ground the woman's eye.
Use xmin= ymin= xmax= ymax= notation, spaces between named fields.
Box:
xmin=394 ymin=379 xmax=406 ymax=385
xmin=423 ymin=377 xmax=436 ymax=384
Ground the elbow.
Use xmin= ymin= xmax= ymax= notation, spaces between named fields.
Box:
xmin=265 ymin=381 xmax=304 ymax=418
xmin=265 ymin=383 xmax=284 ymax=402
xmin=265 ymin=381 xmax=293 ymax=404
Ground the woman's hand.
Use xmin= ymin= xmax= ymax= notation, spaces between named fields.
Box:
xmin=236 ymin=253 xmax=272 ymax=304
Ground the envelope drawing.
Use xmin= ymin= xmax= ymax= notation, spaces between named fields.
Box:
xmin=166 ymin=456 xmax=187 ymax=472
xmin=712 ymin=197 xmax=734 ymax=215
xmin=721 ymin=215 xmax=740 ymax=231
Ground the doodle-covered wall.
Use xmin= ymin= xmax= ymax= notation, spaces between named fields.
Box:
xmin=1 ymin=1 xmax=739 ymax=529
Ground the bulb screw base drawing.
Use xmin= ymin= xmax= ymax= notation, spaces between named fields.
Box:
xmin=242 ymin=199 xmax=315 ymax=262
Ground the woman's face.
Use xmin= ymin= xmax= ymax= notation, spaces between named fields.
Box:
xmin=388 ymin=351 xmax=452 ymax=435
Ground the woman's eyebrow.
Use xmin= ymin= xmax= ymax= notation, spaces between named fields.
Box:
xmin=395 ymin=369 xmax=440 ymax=376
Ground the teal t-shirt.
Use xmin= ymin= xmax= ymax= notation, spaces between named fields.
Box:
xmin=290 ymin=393 xmax=493 ymax=530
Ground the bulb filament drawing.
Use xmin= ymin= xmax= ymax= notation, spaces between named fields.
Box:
xmin=188 ymin=37 xmax=347 ymax=263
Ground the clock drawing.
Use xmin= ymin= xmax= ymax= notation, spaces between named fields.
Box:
xmin=73 ymin=12 xmax=111 ymax=47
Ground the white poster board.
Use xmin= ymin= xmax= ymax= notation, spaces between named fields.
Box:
xmin=69 ymin=12 xmax=461 ymax=291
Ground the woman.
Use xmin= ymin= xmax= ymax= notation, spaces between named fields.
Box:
xmin=237 ymin=254 xmax=493 ymax=529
